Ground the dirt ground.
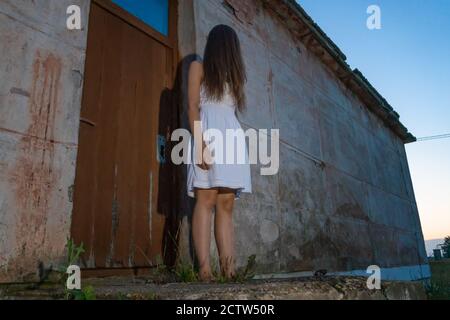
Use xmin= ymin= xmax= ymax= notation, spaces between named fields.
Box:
xmin=0 ymin=276 xmax=428 ymax=300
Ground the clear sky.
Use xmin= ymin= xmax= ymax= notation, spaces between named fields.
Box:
xmin=298 ymin=0 xmax=450 ymax=240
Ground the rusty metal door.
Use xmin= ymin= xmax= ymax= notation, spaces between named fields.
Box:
xmin=71 ymin=0 xmax=177 ymax=270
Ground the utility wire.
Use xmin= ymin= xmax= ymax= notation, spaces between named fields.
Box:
xmin=416 ymin=133 xmax=450 ymax=142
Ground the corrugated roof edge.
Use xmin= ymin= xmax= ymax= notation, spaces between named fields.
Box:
xmin=279 ymin=0 xmax=416 ymax=143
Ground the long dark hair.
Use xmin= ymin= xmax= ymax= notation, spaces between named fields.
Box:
xmin=202 ymin=24 xmax=247 ymax=112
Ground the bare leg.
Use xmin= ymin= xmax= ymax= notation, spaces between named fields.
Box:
xmin=215 ymin=188 xmax=236 ymax=279
xmin=192 ymin=188 xmax=218 ymax=281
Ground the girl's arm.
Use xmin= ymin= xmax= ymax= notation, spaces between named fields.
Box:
xmin=187 ymin=61 xmax=210 ymax=170
xmin=187 ymin=61 xmax=202 ymax=135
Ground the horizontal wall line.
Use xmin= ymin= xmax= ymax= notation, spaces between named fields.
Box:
xmin=0 ymin=126 xmax=78 ymax=147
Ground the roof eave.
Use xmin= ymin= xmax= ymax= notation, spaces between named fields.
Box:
xmin=264 ymin=0 xmax=416 ymax=144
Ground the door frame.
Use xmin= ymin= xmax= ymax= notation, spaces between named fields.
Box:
xmin=73 ymin=0 xmax=179 ymax=278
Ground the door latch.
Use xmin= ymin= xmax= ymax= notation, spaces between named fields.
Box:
xmin=157 ymin=134 xmax=166 ymax=164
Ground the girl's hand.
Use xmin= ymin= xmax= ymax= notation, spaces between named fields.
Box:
xmin=197 ymin=141 xmax=212 ymax=170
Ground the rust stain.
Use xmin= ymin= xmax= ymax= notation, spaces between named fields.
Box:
xmin=7 ymin=50 xmax=63 ymax=274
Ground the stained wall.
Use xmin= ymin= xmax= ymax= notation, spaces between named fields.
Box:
xmin=178 ymin=0 xmax=429 ymax=279
xmin=0 ymin=0 xmax=90 ymax=282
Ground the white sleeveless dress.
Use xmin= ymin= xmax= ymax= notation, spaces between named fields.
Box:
xmin=187 ymin=84 xmax=252 ymax=198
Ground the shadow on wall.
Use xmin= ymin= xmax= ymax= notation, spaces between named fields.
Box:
xmin=157 ymin=54 xmax=201 ymax=268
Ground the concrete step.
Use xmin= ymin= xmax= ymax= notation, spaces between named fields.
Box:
xmin=0 ymin=276 xmax=428 ymax=300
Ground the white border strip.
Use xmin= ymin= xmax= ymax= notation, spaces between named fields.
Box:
xmin=253 ymin=264 xmax=431 ymax=281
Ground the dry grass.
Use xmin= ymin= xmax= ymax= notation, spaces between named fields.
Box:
xmin=427 ymin=259 xmax=450 ymax=300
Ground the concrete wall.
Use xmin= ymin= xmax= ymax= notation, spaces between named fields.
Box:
xmin=182 ymin=0 xmax=428 ymax=279
xmin=0 ymin=0 xmax=90 ymax=282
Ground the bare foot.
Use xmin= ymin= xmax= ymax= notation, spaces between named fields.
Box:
xmin=220 ymin=257 xmax=236 ymax=281
xmin=198 ymin=270 xmax=215 ymax=283
xmin=224 ymin=271 xmax=236 ymax=281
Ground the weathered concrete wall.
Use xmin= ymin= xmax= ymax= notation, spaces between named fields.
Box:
xmin=0 ymin=0 xmax=428 ymax=283
xmin=184 ymin=0 xmax=428 ymax=279
xmin=0 ymin=0 xmax=90 ymax=282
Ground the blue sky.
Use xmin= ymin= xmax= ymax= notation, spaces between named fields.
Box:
xmin=298 ymin=0 xmax=450 ymax=240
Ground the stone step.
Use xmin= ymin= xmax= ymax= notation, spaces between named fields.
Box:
xmin=0 ymin=276 xmax=428 ymax=300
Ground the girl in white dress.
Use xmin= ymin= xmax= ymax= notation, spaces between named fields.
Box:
xmin=187 ymin=25 xmax=251 ymax=281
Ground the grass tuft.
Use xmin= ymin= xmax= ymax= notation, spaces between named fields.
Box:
xmin=427 ymin=259 xmax=450 ymax=300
